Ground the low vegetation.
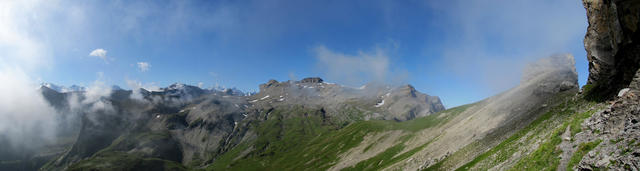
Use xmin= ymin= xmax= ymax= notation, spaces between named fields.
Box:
xmin=68 ymin=151 xmax=186 ymax=171
xmin=208 ymin=103 xmax=474 ymax=170
xmin=567 ymin=139 xmax=602 ymax=170
xmin=427 ymin=92 xmax=604 ymax=171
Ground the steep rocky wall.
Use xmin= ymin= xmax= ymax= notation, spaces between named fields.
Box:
xmin=583 ymin=0 xmax=640 ymax=97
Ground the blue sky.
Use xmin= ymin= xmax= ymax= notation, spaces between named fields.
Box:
xmin=1 ymin=0 xmax=588 ymax=108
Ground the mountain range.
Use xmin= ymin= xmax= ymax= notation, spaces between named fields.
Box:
xmin=1 ymin=0 xmax=639 ymax=170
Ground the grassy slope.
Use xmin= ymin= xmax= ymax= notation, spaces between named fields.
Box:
xmin=207 ymin=104 xmax=474 ymax=171
xmin=567 ymin=139 xmax=602 ymax=170
xmin=425 ymin=92 xmax=604 ymax=171
xmin=63 ymin=130 xmax=186 ymax=171
xmin=68 ymin=151 xmax=186 ymax=171
xmin=57 ymin=92 xmax=607 ymax=171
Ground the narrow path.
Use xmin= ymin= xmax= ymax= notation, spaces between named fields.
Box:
xmin=558 ymin=126 xmax=574 ymax=171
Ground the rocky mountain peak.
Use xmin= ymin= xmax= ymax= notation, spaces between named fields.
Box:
xmin=522 ymin=54 xmax=577 ymax=83
xmin=520 ymin=54 xmax=579 ymax=96
xmin=299 ymin=77 xmax=323 ymax=84
xmin=250 ymin=78 xmax=445 ymax=121
xmin=259 ymin=79 xmax=280 ymax=92
xmin=157 ymin=83 xmax=207 ymax=99
xmin=41 ymin=83 xmax=86 ymax=93
xmin=393 ymin=84 xmax=417 ymax=98
xmin=166 ymin=83 xmax=187 ymax=90
xmin=111 ymin=85 xmax=123 ymax=91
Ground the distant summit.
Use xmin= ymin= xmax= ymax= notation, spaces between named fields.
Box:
xmin=41 ymin=83 xmax=86 ymax=93
xmin=299 ymin=77 xmax=323 ymax=83
xmin=255 ymin=77 xmax=445 ymax=121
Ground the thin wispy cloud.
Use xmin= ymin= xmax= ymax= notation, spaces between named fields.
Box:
xmin=313 ymin=44 xmax=407 ymax=86
xmin=424 ymin=0 xmax=586 ymax=95
xmin=137 ymin=62 xmax=150 ymax=72
xmin=126 ymin=79 xmax=160 ymax=91
xmin=0 ymin=0 xmax=51 ymax=71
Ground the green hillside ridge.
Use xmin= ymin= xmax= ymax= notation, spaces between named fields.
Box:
xmin=208 ymin=90 xmax=598 ymax=171
xmin=207 ymin=104 xmax=473 ymax=170
xmin=34 ymin=88 xmax=616 ymax=171
xmin=436 ymin=91 xmax=605 ymax=171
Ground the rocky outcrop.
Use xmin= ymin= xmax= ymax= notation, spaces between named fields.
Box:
xmin=629 ymin=68 xmax=640 ymax=89
xmin=383 ymin=84 xmax=445 ymax=121
xmin=583 ymin=0 xmax=640 ymax=97
xmin=574 ymin=69 xmax=640 ymax=170
xmin=568 ymin=2 xmax=640 ymax=168
xmin=259 ymin=79 xmax=280 ymax=92
xmin=299 ymin=77 xmax=324 ymax=83
xmin=523 ymin=54 xmax=579 ymax=96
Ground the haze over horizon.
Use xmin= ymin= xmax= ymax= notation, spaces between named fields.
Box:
xmin=1 ymin=0 xmax=588 ymax=108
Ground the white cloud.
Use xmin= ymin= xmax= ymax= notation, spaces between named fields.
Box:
xmin=422 ymin=0 xmax=586 ymax=94
xmin=137 ymin=62 xmax=150 ymax=72
xmin=0 ymin=0 xmax=51 ymax=71
xmin=62 ymin=76 xmax=120 ymax=128
xmin=66 ymin=73 xmax=115 ymax=115
xmin=0 ymin=67 xmax=58 ymax=150
xmin=127 ymin=80 xmax=160 ymax=91
xmin=85 ymin=89 xmax=114 ymax=114
xmin=314 ymin=45 xmax=406 ymax=86
xmin=125 ymin=79 xmax=145 ymax=101
xmin=126 ymin=79 xmax=161 ymax=101
xmin=89 ymin=48 xmax=108 ymax=60
xmin=0 ymin=0 xmax=60 ymax=152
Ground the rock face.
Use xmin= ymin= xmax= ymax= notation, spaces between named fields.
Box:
xmin=299 ymin=77 xmax=324 ymax=83
xmin=386 ymin=55 xmax=581 ymax=171
xmin=31 ymin=78 xmax=445 ymax=170
xmin=570 ymin=2 xmax=640 ymax=169
xmin=574 ymin=70 xmax=640 ymax=170
xmin=252 ymin=77 xmax=445 ymax=121
xmin=629 ymin=68 xmax=640 ymax=89
xmin=583 ymin=0 xmax=640 ymax=96
xmin=523 ymin=54 xmax=579 ymax=96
